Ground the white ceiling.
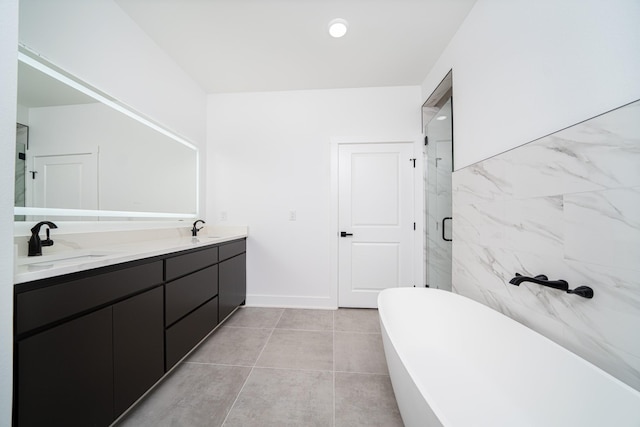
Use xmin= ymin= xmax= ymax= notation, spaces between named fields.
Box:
xmin=114 ymin=0 xmax=477 ymax=93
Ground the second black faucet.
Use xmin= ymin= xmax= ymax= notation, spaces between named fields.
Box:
xmin=191 ymin=220 xmax=205 ymax=237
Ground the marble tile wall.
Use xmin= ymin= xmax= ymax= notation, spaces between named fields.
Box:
xmin=451 ymin=100 xmax=640 ymax=390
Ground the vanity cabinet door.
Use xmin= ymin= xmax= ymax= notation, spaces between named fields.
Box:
xmin=17 ymin=307 xmax=114 ymax=427
xmin=218 ymin=253 xmax=246 ymax=322
xmin=113 ymin=286 xmax=164 ymax=417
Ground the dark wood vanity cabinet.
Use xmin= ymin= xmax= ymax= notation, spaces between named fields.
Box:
xmin=13 ymin=238 xmax=247 ymax=427
xmin=17 ymin=307 xmax=114 ymax=427
xmin=16 ymin=287 xmax=164 ymax=427
xmin=14 ymin=261 xmax=164 ymax=427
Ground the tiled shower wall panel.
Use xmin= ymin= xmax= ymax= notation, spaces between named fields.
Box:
xmin=451 ymin=100 xmax=640 ymax=390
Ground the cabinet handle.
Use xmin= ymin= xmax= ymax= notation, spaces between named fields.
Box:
xmin=340 ymin=231 xmax=353 ymax=237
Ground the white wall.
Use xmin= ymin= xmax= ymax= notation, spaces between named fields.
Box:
xmin=26 ymin=103 xmax=197 ymax=214
xmin=208 ymin=86 xmax=421 ymax=308
xmin=18 ymin=0 xmax=207 ymax=216
xmin=0 ymin=0 xmax=18 ymax=423
xmin=421 ymin=0 xmax=640 ymax=169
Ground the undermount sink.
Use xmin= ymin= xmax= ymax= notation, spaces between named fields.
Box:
xmin=18 ymin=251 xmax=117 ymax=270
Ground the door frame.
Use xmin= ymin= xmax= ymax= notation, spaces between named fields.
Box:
xmin=329 ymin=136 xmax=424 ymax=308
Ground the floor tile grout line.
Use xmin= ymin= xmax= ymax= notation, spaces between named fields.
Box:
xmin=225 ymin=324 xmax=380 ymax=334
xmin=334 ymin=330 xmax=381 ymax=335
xmin=185 ymin=360 xmax=390 ymax=377
xmin=219 ymin=308 xmax=285 ymax=427
xmin=273 ymin=327 xmax=335 ymax=333
xmin=183 ymin=361 xmax=255 ymax=368
xmin=242 ymin=365 xmax=333 ymax=374
xmin=334 ymin=370 xmax=391 ymax=377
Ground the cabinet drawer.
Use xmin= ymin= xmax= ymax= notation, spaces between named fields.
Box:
xmin=219 ymin=239 xmax=246 ymax=262
xmin=16 ymin=261 xmax=163 ymax=335
xmin=165 ymin=265 xmax=218 ymax=327
xmin=165 ymin=246 xmax=218 ymax=281
xmin=165 ymin=297 xmax=218 ymax=370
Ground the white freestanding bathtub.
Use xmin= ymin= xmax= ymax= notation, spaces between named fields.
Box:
xmin=378 ymin=288 xmax=640 ymax=427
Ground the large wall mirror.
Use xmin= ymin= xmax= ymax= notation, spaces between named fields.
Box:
xmin=15 ymin=47 xmax=198 ymax=221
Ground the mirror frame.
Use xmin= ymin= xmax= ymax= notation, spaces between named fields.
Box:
xmin=15 ymin=45 xmax=199 ymax=221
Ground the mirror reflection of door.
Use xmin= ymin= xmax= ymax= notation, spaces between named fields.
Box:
xmin=425 ymin=98 xmax=453 ymax=291
xmin=28 ymin=152 xmax=99 ymax=221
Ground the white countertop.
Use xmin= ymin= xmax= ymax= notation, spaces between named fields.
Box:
xmin=15 ymin=229 xmax=247 ymax=285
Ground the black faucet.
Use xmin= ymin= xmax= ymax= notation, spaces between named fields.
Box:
xmin=191 ymin=220 xmax=205 ymax=237
xmin=28 ymin=221 xmax=58 ymax=256
xmin=509 ymin=273 xmax=594 ymax=298
xmin=509 ymin=273 xmax=569 ymax=291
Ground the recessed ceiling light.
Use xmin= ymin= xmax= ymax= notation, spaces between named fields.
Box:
xmin=436 ymin=115 xmax=447 ymax=121
xmin=328 ymin=18 xmax=348 ymax=38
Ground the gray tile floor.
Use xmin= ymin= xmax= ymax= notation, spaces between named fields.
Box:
xmin=116 ymin=307 xmax=404 ymax=427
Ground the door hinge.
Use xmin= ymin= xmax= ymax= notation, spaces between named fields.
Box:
xmin=409 ymin=158 xmax=416 ymax=168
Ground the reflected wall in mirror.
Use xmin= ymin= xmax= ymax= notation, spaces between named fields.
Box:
xmin=15 ymin=48 xmax=198 ymax=221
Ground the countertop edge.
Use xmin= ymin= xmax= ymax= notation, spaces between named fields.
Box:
xmin=14 ymin=233 xmax=247 ymax=285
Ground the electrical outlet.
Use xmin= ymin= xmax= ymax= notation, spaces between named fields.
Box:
xmin=220 ymin=211 xmax=228 ymax=221
xmin=289 ymin=210 xmax=297 ymax=221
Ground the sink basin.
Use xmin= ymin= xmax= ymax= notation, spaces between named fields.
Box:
xmin=18 ymin=251 xmax=118 ymax=270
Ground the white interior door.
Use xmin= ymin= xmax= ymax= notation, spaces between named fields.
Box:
xmin=338 ymin=142 xmax=415 ymax=308
xmin=30 ymin=153 xmax=98 ymax=211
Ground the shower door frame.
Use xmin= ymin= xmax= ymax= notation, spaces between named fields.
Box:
xmin=422 ymin=71 xmax=454 ymax=290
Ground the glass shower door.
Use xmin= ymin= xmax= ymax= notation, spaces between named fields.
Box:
xmin=424 ymin=98 xmax=453 ymax=290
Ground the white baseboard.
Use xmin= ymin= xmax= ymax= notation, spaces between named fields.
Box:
xmin=245 ymin=294 xmax=337 ymax=310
